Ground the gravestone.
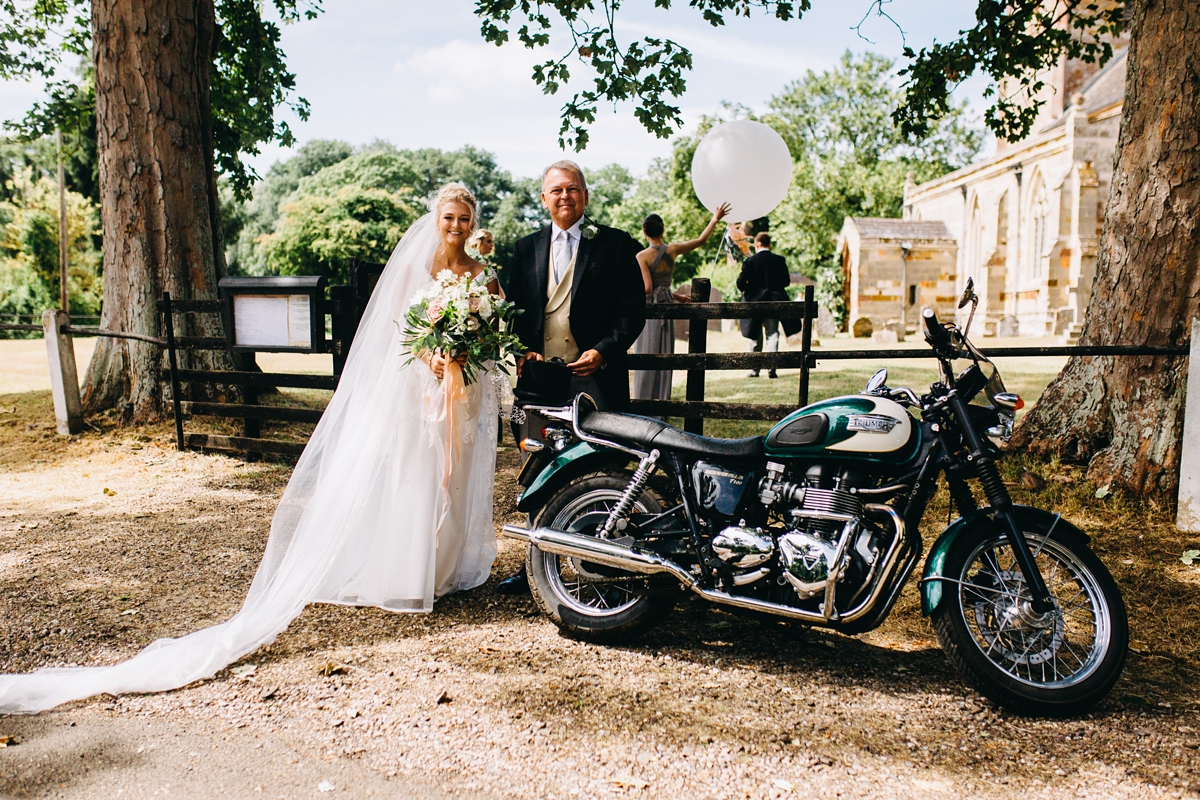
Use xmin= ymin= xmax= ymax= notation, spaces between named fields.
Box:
xmin=675 ymin=284 xmax=724 ymax=340
xmin=872 ymin=329 xmax=899 ymax=345
xmin=852 ymin=317 xmax=874 ymax=338
xmin=883 ymin=319 xmax=906 ymax=342
xmin=998 ymin=315 xmax=1020 ymax=337
xmin=816 ymin=306 xmax=838 ymax=337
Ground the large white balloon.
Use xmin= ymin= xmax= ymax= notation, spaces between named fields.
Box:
xmin=691 ymin=120 xmax=793 ymax=223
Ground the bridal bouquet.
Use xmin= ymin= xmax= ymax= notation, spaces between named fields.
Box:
xmin=400 ymin=270 xmax=525 ymax=384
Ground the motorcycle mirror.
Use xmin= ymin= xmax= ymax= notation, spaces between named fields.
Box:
xmin=958 ymin=277 xmax=976 ymax=309
xmin=865 ymin=369 xmax=888 ymax=394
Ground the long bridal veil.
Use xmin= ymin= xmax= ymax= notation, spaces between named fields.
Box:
xmin=0 ymin=213 xmax=493 ymax=714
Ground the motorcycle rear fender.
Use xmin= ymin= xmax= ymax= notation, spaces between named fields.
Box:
xmin=516 ymin=441 xmax=631 ymax=513
xmin=920 ymin=505 xmax=1090 ymax=616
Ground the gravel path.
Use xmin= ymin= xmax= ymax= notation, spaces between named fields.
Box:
xmin=1 ymin=393 xmax=1197 ymax=798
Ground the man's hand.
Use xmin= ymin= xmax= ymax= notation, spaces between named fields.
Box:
xmin=567 ymin=349 xmax=604 ymax=377
xmin=517 ymin=351 xmax=543 ymax=377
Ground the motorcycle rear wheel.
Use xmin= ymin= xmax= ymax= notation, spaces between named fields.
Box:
xmin=527 ymin=471 xmax=675 ymax=644
xmin=932 ymin=522 xmax=1127 ymax=716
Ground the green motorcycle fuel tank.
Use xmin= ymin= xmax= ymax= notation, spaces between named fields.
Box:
xmin=764 ymin=395 xmax=921 ymax=471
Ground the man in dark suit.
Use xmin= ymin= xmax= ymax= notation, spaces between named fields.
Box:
xmin=736 ymin=232 xmax=791 ymax=379
xmin=506 ymin=160 xmax=646 ymax=411
xmin=497 ymin=160 xmax=645 ymax=594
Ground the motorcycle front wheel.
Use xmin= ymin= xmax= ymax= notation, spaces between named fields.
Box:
xmin=932 ymin=522 xmax=1128 ymax=716
xmin=527 ymin=471 xmax=675 ymax=644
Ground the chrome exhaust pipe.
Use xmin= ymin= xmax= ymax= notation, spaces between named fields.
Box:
xmin=500 ymin=524 xmax=693 ymax=581
xmin=500 ymin=523 xmax=835 ymax=625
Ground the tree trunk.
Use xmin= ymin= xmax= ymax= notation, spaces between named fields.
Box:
xmin=1013 ymin=0 xmax=1200 ymax=495
xmin=83 ymin=0 xmax=231 ymax=423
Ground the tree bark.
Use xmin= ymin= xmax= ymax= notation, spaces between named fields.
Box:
xmin=1013 ymin=0 xmax=1200 ymax=495
xmin=83 ymin=0 xmax=230 ymax=423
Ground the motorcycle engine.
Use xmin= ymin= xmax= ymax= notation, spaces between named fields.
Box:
xmin=767 ymin=464 xmax=883 ymax=605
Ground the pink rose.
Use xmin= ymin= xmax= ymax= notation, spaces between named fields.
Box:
xmin=426 ymin=300 xmax=445 ymax=322
xmin=469 ymin=296 xmax=481 ymax=312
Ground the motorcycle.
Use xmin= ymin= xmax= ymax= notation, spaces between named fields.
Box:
xmin=502 ymin=279 xmax=1127 ymax=716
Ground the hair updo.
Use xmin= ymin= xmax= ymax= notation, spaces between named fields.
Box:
xmin=429 ymin=183 xmax=479 ymax=231
xmin=642 ymin=213 xmax=665 ymax=239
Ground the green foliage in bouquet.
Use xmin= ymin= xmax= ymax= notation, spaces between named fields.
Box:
xmin=399 ymin=270 xmax=526 ymax=385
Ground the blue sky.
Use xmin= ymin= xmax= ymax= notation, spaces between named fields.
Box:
xmin=0 ymin=0 xmax=990 ymax=180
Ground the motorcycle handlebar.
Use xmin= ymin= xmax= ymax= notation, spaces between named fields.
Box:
xmin=923 ymin=308 xmax=953 ymax=353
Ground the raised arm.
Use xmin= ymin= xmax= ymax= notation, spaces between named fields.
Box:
xmin=667 ymin=202 xmax=731 ymax=257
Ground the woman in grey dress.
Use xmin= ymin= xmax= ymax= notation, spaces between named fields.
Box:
xmin=632 ymin=203 xmax=730 ymax=402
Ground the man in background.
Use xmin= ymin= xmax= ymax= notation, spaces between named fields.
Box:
xmin=736 ymin=232 xmax=790 ymax=379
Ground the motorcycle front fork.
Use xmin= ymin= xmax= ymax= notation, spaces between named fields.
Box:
xmin=947 ymin=394 xmax=1055 ymax=614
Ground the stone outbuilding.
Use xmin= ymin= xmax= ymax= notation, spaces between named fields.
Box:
xmin=836 ymin=218 xmax=959 ymax=334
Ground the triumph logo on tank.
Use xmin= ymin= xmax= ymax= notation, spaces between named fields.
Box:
xmin=846 ymin=414 xmax=900 ymax=433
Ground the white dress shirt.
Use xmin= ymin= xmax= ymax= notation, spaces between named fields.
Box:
xmin=551 ymin=218 xmax=583 ymax=285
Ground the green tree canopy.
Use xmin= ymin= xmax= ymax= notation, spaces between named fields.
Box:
xmin=0 ymin=165 xmax=101 ymax=323
xmin=2 ymin=0 xmax=320 ymax=197
xmin=763 ymin=51 xmax=983 ymax=322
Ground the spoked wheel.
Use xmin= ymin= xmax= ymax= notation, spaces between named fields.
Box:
xmin=932 ymin=523 xmax=1127 ymax=716
xmin=527 ymin=472 xmax=674 ymax=644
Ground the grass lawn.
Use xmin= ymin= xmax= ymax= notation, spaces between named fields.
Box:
xmin=660 ymin=330 xmax=1068 ymax=438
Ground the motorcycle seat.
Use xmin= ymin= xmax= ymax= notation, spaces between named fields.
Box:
xmin=578 ymin=408 xmax=765 ymax=460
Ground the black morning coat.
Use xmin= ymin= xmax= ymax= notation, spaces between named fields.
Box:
xmin=736 ymin=248 xmax=796 ymax=340
xmin=506 ymin=223 xmax=646 ymax=411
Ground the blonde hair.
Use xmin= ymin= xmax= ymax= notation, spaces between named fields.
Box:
xmin=429 ymin=183 xmax=478 ymax=231
xmin=468 ymin=228 xmax=493 ymax=247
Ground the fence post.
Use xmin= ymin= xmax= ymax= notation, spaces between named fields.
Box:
xmin=41 ymin=309 xmax=82 ymax=435
xmin=685 ymin=278 xmax=711 ymax=435
xmin=1178 ymin=319 xmax=1200 ymax=530
xmin=329 ymin=284 xmax=355 ymax=376
xmin=162 ymin=292 xmax=185 ymax=452
xmin=799 ymin=285 xmax=814 ymax=409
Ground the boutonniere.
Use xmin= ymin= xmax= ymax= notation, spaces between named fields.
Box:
xmin=581 ymin=219 xmax=599 ymax=240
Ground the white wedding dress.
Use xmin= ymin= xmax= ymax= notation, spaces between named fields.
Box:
xmin=0 ymin=214 xmax=499 ymax=713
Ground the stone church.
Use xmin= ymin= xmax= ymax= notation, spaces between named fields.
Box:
xmin=842 ymin=46 xmax=1127 ymax=338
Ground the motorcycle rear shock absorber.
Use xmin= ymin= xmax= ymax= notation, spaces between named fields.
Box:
xmin=601 ymin=449 xmax=661 ymax=538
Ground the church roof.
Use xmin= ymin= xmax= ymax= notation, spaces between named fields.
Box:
xmin=1042 ymin=47 xmax=1128 ymax=132
xmin=847 ymin=218 xmax=955 ymax=241
xmin=1080 ymin=47 xmax=1127 ymax=116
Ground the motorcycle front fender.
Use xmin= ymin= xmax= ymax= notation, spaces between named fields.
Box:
xmin=515 ymin=441 xmax=631 ymax=514
xmin=920 ymin=505 xmax=1089 ymax=616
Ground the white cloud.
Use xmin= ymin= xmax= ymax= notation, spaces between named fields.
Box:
xmin=395 ymin=39 xmax=546 ymax=105
xmin=622 ymin=20 xmax=827 ymax=77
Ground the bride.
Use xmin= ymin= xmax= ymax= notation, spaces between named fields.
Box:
xmin=0 ymin=183 xmax=505 ymax=713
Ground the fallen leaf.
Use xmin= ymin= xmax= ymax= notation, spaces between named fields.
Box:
xmin=103 ymin=487 xmax=117 ymax=496
xmin=1183 ymin=550 xmax=1200 ymax=566
xmin=317 ymin=662 xmax=348 ymax=676
xmin=120 ymin=609 xmax=138 ymax=616
xmin=435 ymin=690 xmax=452 ymax=705
xmin=1095 ymin=484 xmax=1110 ymax=499
xmin=317 ymin=780 xmax=335 ymax=792
xmin=0 ymin=736 xmax=18 ymax=747
xmin=772 ymin=778 xmax=795 ymax=792
xmin=611 ymin=777 xmax=650 ymax=790
xmin=1019 ymin=470 xmax=1045 ymax=491
xmin=232 ymin=664 xmax=256 ymax=678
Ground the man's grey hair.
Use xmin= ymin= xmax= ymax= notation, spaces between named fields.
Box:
xmin=541 ymin=160 xmax=588 ymax=193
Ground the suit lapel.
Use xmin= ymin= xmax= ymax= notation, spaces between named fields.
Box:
xmin=571 ymin=228 xmax=593 ymax=302
xmin=533 ymin=225 xmax=551 ymax=305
